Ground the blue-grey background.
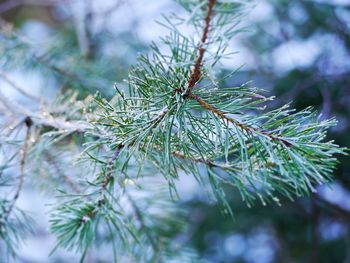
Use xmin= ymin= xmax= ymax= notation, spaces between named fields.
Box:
xmin=0 ymin=0 xmax=349 ymax=262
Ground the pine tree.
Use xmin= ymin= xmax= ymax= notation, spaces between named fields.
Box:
xmin=0 ymin=0 xmax=346 ymax=262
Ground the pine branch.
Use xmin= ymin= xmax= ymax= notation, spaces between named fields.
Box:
xmin=100 ymin=0 xmax=344 ymax=208
xmin=0 ymin=0 xmax=346 ymax=261
xmin=181 ymin=0 xmax=291 ymax=148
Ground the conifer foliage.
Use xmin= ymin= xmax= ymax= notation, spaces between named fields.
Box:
xmin=0 ymin=0 xmax=346 ymax=261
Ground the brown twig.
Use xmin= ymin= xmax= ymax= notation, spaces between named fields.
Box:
xmin=187 ymin=92 xmax=292 ymax=147
xmin=187 ymin=0 xmax=216 ymax=91
xmin=5 ymin=117 xmax=32 ymax=218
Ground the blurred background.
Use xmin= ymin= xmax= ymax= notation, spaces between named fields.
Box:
xmin=0 ymin=0 xmax=349 ymax=262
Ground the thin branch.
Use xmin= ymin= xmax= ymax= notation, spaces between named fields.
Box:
xmin=5 ymin=117 xmax=32 ymax=218
xmin=315 ymin=195 xmax=350 ymax=220
xmin=73 ymin=0 xmax=94 ymax=59
xmin=187 ymin=0 xmax=216 ymax=91
xmin=0 ymin=20 xmax=96 ymax=89
xmin=101 ymin=146 xmax=122 ymax=191
xmin=125 ymin=190 xmax=161 ymax=262
xmin=0 ymin=86 xmax=34 ymax=116
xmin=100 ymin=108 xmax=169 ymax=189
xmin=0 ymin=88 xmax=91 ymax=133
xmin=35 ymin=55 xmax=93 ymax=88
xmin=44 ymin=150 xmax=82 ymax=193
xmin=187 ymin=92 xmax=292 ymax=147
xmin=98 ymin=0 xmax=126 ymax=17
xmin=0 ymin=72 xmax=40 ymax=101
xmin=171 ymin=150 xmax=233 ymax=170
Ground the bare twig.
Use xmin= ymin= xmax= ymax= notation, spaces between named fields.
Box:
xmin=187 ymin=91 xmax=292 ymax=147
xmin=5 ymin=117 xmax=32 ymax=218
xmin=187 ymin=0 xmax=216 ymax=91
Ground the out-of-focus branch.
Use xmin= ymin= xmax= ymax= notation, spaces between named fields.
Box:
xmin=0 ymin=72 xmax=40 ymax=101
xmin=74 ymin=0 xmax=94 ymax=59
xmin=0 ymin=0 xmax=61 ymax=15
xmin=0 ymin=88 xmax=91 ymax=133
xmin=44 ymin=150 xmax=82 ymax=193
xmin=5 ymin=117 xmax=32 ymax=219
xmin=315 ymin=195 xmax=350 ymax=221
xmin=98 ymin=0 xmax=127 ymax=17
xmin=125 ymin=190 xmax=160 ymax=260
xmin=0 ymin=19 xmax=96 ymax=89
